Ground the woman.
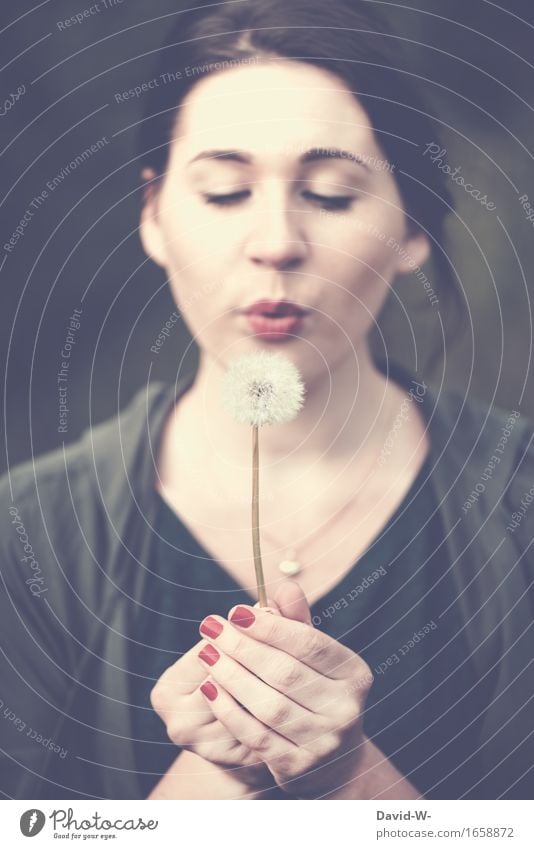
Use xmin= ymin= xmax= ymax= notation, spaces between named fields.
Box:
xmin=1 ymin=0 xmax=532 ymax=801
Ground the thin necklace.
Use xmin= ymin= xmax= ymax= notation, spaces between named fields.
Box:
xmin=184 ymin=393 xmax=401 ymax=576
xmin=258 ymin=438 xmax=390 ymax=576
xmin=260 ymin=493 xmax=363 ymax=576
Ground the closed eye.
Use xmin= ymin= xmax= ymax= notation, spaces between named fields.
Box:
xmin=302 ymin=191 xmax=355 ymax=210
xmin=202 ymin=190 xmax=355 ymax=210
xmin=203 ymin=190 xmax=250 ymax=206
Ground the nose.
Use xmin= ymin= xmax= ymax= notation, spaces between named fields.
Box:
xmin=245 ymin=188 xmax=308 ymax=271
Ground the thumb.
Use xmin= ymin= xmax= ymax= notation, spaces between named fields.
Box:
xmin=253 ymin=596 xmax=282 ymax=617
xmin=273 ymin=580 xmax=313 ymax=625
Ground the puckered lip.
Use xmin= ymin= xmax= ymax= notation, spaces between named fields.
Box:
xmin=241 ymin=299 xmax=309 ymax=316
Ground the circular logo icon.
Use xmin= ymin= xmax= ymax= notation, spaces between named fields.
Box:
xmin=20 ymin=810 xmax=46 ymax=837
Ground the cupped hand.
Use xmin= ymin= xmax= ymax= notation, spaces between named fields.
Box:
xmin=149 ymin=581 xmax=312 ymax=792
xmin=196 ymin=581 xmax=374 ymax=798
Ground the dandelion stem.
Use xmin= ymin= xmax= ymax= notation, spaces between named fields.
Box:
xmin=252 ymin=425 xmax=268 ymax=607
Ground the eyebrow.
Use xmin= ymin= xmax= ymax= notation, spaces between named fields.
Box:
xmin=187 ymin=147 xmax=371 ymax=171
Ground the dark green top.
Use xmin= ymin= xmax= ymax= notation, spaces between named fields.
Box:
xmin=132 ymin=452 xmax=488 ymax=799
xmin=1 ymin=371 xmax=533 ymax=799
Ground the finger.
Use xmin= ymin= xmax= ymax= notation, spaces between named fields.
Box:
xmin=198 ymin=617 xmax=339 ymax=713
xmin=198 ymin=677 xmax=301 ymax=768
xmin=197 ymin=645 xmax=319 ymax=744
xmin=155 ymin=670 xmax=220 ymax=747
xmin=274 ymin=580 xmax=312 ymax=624
xmin=155 ymin=637 xmax=219 ymax=697
xmin=222 ymin=606 xmax=363 ymax=680
xmin=164 ymin=705 xmax=223 ymax=748
xmin=253 ymin=597 xmax=281 ymax=616
xmin=181 ymin=711 xmax=267 ymax=775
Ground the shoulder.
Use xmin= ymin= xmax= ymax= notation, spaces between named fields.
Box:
xmin=384 ymin=362 xmax=526 ymax=468
xmin=431 ymin=382 xmax=523 ymax=448
xmin=424 ymin=381 xmax=528 ymax=481
xmin=0 ymin=380 xmax=174 ymax=609
xmin=430 ymin=384 xmax=534 ymax=571
xmin=1 ymin=379 xmax=173 ymax=517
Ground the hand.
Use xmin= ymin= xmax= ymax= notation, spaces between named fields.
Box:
xmin=196 ymin=581 xmax=374 ymax=798
xmin=149 ymin=582 xmax=312 ymax=794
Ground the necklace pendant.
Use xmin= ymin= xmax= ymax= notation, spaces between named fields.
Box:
xmin=278 ymin=549 xmax=301 ymax=576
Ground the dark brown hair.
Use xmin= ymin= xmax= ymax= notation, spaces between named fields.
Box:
xmin=138 ymin=0 xmax=463 ymax=353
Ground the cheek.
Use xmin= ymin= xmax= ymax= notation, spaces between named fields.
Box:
xmin=317 ymin=226 xmax=397 ymax=296
xmin=318 ymin=195 xmax=406 ymax=261
xmin=166 ymin=276 xmax=228 ymax=347
xmin=158 ymin=207 xmax=226 ymax=293
xmin=315 ymin=221 xmax=403 ymax=328
xmin=163 ymin=183 xmax=246 ymax=256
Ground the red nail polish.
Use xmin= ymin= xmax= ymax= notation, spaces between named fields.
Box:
xmin=199 ymin=616 xmax=223 ymax=639
xmin=198 ymin=645 xmax=220 ymax=666
xmin=200 ymin=681 xmax=218 ymax=701
xmin=229 ymin=606 xmax=255 ymax=628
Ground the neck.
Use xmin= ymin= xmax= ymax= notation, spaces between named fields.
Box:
xmin=176 ymin=345 xmax=394 ymax=469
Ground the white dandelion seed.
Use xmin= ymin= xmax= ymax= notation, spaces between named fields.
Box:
xmin=221 ymin=351 xmax=305 ymax=427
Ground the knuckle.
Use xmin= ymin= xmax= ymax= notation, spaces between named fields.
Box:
xmin=261 ymin=613 xmax=282 ymax=645
xmin=166 ymin=720 xmax=189 ymax=747
xmin=247 ymin=728 xmax=273 ymax=753
xmin=149 ymin=681 xmax=168 ymax=715
xmin=264 ymin=698 xmax=291 ymax=729
xmin=217 ymin=705 xmax=240 ymax=729
xmin=355 ymin=660 xmax=374 ymax=688
xmin=303 ymin=631 xmax=327 ymax=665
xmin=272 ymin=749 xmax=312 ymax=781
xmin=195 ymin=741 xmax=228 ymax=763
xmin=343 ymin=664 xmax=374 ymax=697
xmin=229 ymin=632 xmax=248 ymax=656
xmin=149 ymin=683 xmax=161 ymax=712
xmin=222 ymin=661 xmax=248 ymax=689
xmin=334 ymin=697 xmax=360 ymax=727
xmin=273 ymin=660 xmax=303 ymax=691
xmin=315 ymin=731 xmax=341 ymax=759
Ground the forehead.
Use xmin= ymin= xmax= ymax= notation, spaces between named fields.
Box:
xmin=175 ymin=60 xmax=378 ymax=162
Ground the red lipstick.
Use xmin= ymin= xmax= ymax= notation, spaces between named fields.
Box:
xmin=242 ymin=299 xmax=308 ymax=341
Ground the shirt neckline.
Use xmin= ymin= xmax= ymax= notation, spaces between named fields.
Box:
xmin=153 ymin=448 xmax=434 ymax=612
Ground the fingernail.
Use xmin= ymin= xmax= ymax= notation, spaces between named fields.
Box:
xmin=229 ymin=606 xmax=255 ymax=628
xmin=198 ymin=645 xmax=220 ymax=666
xmin=199 ymin=616 xmax=223 ymax=639
xmin=200 ymin=682 xmax=218 ymax=701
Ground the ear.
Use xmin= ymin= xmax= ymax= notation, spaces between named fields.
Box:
xmin=139 ymin=167 xmax=168 ymax=269
xmin=394 ymin=228 xmax=431 ymax=275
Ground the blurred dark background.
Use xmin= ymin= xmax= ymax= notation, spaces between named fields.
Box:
xmin=1 ymin=0 xmax=534 ymax=472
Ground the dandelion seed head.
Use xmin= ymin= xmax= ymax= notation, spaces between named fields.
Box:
xmin=221 ymin=351 xmax=305 ymax=426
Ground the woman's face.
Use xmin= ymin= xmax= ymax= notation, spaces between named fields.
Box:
xmin=140 ymin=60 xmax=430 ymax=379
